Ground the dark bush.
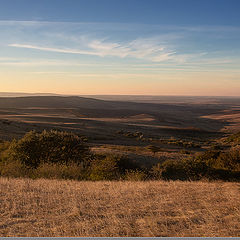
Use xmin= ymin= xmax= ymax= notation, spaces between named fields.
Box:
xmin=216 ymin=149 xmax=240 ymax=171
xmin=124 ymin=169 xmax=147 ymax=181
xmin=90 ymin=155 xmax=121 ymax=180
xmin=151 ymin=158 xmax=211 ymax=181
xmin=0 ymin=141 xmax=11 ymax=161
xmin=35 ymin=162 xmax=89 ymax=180
xmin=196 ymin=150 xmax=221 ymax=161
xmin=90 ymin=154 xmax=140 ymax=180
xmin=206 ymin=168 xmax=240 ymax=181
xmin=7 ymin=130 xmax=90 ymax=168
xmin=151 ymin=160 xmax=187 ymax=180
xmin=182 ymin=157 xmax=210 ymax=180
xmin=151 ymin=148 xmax=240 ymax=181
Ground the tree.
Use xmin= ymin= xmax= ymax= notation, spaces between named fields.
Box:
xmin=8 ymin=130 xmax=90 ymax=168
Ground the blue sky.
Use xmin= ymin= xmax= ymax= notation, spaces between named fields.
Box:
xmin=0 ymin=0 xmax=240 ymax=95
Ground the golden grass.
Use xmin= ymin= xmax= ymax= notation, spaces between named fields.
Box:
xmin=0 ymin=178 xmax=240 ymax=237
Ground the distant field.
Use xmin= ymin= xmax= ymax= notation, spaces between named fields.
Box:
xmin=0 ymin=95 xmax=234 ymax=159
xmin=0 ymin=177 xmax=240 ymax=237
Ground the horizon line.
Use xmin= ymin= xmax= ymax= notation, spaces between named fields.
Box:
xmin=0 ymin=91 xmax=240 ymax=98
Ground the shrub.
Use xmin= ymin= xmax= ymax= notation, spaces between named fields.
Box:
xmin=0 ymin=159 xmax=32 ymax=178
xmin=216 ymin=149 xmax=240 ymax=171
xmin=160 ymin=160 xmax=187 ymax=180
xmin=195 ymin=150 xmax=220 ymax=164
xmin=90 ymin=155 xmax=121 ymax=180
xmin=151 ymin=148 xmax=240 ymax=181
xmin=0 ymin=141 xmax=11 ymax=161
xmin=151 ymin=158 xmax=211 ymax=181
xmin=89 ymin=154 xmax=140 ymax=180
xmin=151 ymin=160 xmax=187 ymax=180
xmin=182 ymin=157 xmax=210 ymax=180
xmin=124 ymin=169 xmax=147 ymax=181
xmin=150 ymin=163 xmax=162 ymax=179
xmin=35 ymin=162 xmax=89 ymax=180
xmin=7 ymin=130 xmax=90 ymax=168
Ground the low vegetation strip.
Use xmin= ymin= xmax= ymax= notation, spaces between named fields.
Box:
xmin=0 ymin=177 xmax=240 ymax=237
xmin=1 ymin=130 xmax=240 ymax=181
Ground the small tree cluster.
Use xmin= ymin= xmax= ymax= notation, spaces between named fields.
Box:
xmin=151 ymin=149 xmax=240 ymax=181
xmin=8 ymin=130 xmax=90 ymax=168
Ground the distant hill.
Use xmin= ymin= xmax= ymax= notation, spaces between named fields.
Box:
xmin=0 ymin=96 xmax=172 ymax=112
xmin=0 ymin=95 xmax=231 ymax=126
xmin=0 ymin=95 xmax=236 ymax=138
xmin=81 ymin=95 xmax=240 ymax=105
xmin=0 ymin=92 xmax=60 ymax=98
xmin=0 ymin=96 xmax=114 ymax=109
xmin=0 ymin=95 xmax=232 ymax=115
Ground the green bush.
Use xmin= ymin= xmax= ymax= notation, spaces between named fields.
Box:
xmin=0 ymin=160 xmax=30 ymax=178
xmin=0 ymin=141 xmax=11 ymax=161
xmin=35 ymin=162 xmax=89 ymax=180
xmin=151 ymin=158 xmax=210 ymax=181
xmin=182 ymin=157 xmax=210 ymax=180
xmin=0 ymin=160 xmax=90 ymax=180
xmin=2 ymin=129 xmax=240 ymax=181
xmin=7 ymin=130 xmax=90 ymax=168
xmin=194 ymin=149 xmax=240 ymax=171
xmin=124 ymin=169 xmax=147 ymax=181
xmin=89 ymin=154 xmax=140 ymax=180
xmin=157 ymin=160 xmax=187 ymax=180
xmin=90 ymin=155 xmax=121 ymax=180
xmin=151 ymin=148 xmax=240 ymax=181
xmin=216 ymin=149 xmax=240 ymax=171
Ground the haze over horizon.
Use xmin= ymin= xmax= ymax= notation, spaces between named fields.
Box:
xmin=0 ymin=0 xmax=240 ymax=96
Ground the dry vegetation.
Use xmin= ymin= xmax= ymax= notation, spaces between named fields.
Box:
xmin=1 ymin=96 xmax=240 ymax=237
xmin=1 ymin=177 xmax=240 ymax=237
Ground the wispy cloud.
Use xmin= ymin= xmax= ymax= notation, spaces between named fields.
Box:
xmin=8 ymin=44 xmax=99 ymax=56
xmin=3 ymin=20 xmax=240 ymax=68
xmin=9 ymin=37 xmax=177 ymax=63
xmin=86 ymin=38 xmax=174 ymax=61
xmin=1 ymin=20 xmax=240 ymax=31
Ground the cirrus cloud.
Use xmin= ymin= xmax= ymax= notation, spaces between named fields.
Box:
xmin=9 ymin=37 xmax=177 ymax=63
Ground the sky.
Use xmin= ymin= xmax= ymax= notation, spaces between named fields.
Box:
xmin=0 ymin=0 xmax=240 ymax=96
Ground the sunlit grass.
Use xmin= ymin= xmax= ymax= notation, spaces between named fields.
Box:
xmin=1 ymin=177 xmax=240 ymax=237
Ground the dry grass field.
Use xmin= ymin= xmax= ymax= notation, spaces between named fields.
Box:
xmin=0 ymin=177 xmax=240 ymax=237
